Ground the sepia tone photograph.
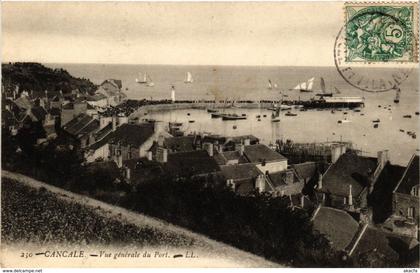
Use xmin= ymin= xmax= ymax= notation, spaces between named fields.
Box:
xmin=1 ymin=1 xmax=419 ymax=269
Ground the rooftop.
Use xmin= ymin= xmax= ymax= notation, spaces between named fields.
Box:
xmin=320 ymin=151 xmax=378 ymax=197
xmin=312 ymin=206 xmax=360 ymax=251
xmin=220 ymin=163 xmax=262 ymax=181
xmin=394 ymin=154 xmax=419 ymax=195
xmin=213 ymin=150 xmax=248 ymax=165
xmin=243 ymin=144 xmax=287 ymax=164
xmin=292 ymin=162 xmax=317 ymax=181
xmin=63 ymin=113 xmax=98 ymax=137
xmin=164 ymin=136 xmax=196 ymax=153
xmin=109 ymin=123 xmax=155 ymax=147
xmin=163 ymin=150 xmax=220 ymax=177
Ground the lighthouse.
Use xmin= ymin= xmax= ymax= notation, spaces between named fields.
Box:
xmin=171 ymin=85 xmax=176 ymax=103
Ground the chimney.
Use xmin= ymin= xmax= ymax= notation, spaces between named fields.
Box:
xmin=244 ymin=138 xmax=251 ymax=146
xmin=147 ymin=151 xmax=153 ymax=161
xmin=156 ymin=147 xmax=168 ymax=163
xmin=377 ymin=150 xmax=389 ymax=170
xmin=157 ymin=135 xmax=165 ymax=147
xmin=239 ymin=144 xmax=245 ymax=156
xmin=255 ymin=174 xmax=266 ymax=193
xmin=348 ymin=184 xmax=353 ymax=206
xmin=112 ymin=116 xmax=117 ymax=131
xmin=317 ymin=173 xmax=323 ymax=190
xmin=125 ymin=167 xmax=131 ymax=180
xmin=204 ymin=143 xmax=214 ymax=157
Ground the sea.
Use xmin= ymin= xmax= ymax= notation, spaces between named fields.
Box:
xmin=48 ymin=63 xmax=419 ymax=166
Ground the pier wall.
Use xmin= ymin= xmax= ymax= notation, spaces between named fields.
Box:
xmin=128 ymin=101 xmax=278 ymax=119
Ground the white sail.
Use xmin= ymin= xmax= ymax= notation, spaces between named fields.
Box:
xmin=293 ymin=83 xmax=302 ymax=90
xmin=268 ymin=80 xmax=272 ymax=89
xmin=273 ymin=83 xmax=278 ymax=89
xmin=146 ymin=74 xmax=154 ymax=87
xmin=185 ymin=72 xmax=193 ymax=83
xmin=136 ymin=72 xmax=147 ymax=83
xmin=306 ymin=77 xmax=315 ymax=91
xmin=293 ymin=80 xmax=307 ymax=90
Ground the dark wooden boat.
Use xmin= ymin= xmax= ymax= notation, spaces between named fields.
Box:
xmin=285 ymin=111 xmax=297 ymax=117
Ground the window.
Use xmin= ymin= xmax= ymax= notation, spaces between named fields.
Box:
xmin=408 ymin=207 xmax=415 ymax=218
xmin=411 ymin=185 xmax=419 ymax=197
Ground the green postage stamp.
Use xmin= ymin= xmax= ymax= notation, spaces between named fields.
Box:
xmin=345 ymin=2 xmax=418 ymax=62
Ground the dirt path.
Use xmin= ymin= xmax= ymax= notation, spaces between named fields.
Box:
xmin=1 ymin=170 xmax=282 ymax=267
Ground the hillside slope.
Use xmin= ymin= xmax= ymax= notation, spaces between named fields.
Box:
xmin=1 ymin=171 xmax=280 ymax=268
xmin=2 ymin=62 xmax=97 ymax=97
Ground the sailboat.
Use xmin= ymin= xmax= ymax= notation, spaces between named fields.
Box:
xmin=315 ymin=77 xmax=333 ymax=97
xmin=135 ymin=72 xmax=147 ymax=84
xmin=334 ymin=87 xmax=341 ymax=94
xmin=184 ymin=72 xmax=193 ymax=83
xmin=394 ymin=87 xmax=400 ymax=103
xmin=292 ymin=77 xmax=315 ymax=92
xmin=268 ymin=80 xmax=273 ymax=90
xmin=146 ymin=74 xmax=154 ymax=87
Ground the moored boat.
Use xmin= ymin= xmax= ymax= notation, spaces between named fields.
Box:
xmin=221 ymin=114 xmax=247 ymax=120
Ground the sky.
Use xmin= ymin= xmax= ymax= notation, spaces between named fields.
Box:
xmin=2 ymin=2 xmax=344 ymax=66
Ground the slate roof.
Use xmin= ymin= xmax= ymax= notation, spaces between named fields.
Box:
xmin=352 ymin=227 xmax=402 ymax=261
xmin=370 ymin=163 xmax=406 ymax=223
xmin=164 ymin=136 xmax=196 ymax=153
xmin=31 ymin=106 xmax=47 ymax=122
xmin=77 ymin=119 xmax=99 ymax=138
xmin=320 ymin=151 xmax=378 ymax=197
xmin=109 ymin=123 xmax=155 ymax=147
xmin=312 ymin=206 xmax=360 ymax=250
xmin=292 ymin=162 xmax=317 ymax=181
xmin=221 ymin=163 xmax=262 ymax=181
xmin=213 ymin=150 xmax=248 ymax=165
xmin=94 ymin=123 xmax=113 ymax=142
xmin=243 ymin=144 xmax=287 ymax=163
xmin=63 ymin=114 xmax=93 ymax=135
xmin=267 ymin=169 xmax=301 ymax=188
xmin=394 ymin=154 xmax=419 ymax=194
xmin=123 ymin=158 xmax=163 ymax=183
xmin=220 ymin=163 xmax=262 ymax=195
xmin=163 ymin=150 xmax=220 ymax=177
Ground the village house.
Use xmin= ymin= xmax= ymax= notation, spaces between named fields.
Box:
xmin=108 ymin=122 xmax=171 ymax=167
xmin=312 ymin=206 xmax=419 ymax=264
xmin=61 ymin=101 xmax=88 ymax=126
xmin=86 ymin=93 xmax=108 ymax=108
xmin=121 ymin=147 xmax=220 ymax=185
xmin=96 ymin=79 xmax=126 ymax=106
xmin=383 ymin=153 xmax=420 ymax=238
xmin=62 ymin=113 xmax=100 ymax=149
xmin=315 ymin=150 xmax=390 ymax=214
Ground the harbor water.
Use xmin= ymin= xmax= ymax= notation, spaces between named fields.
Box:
xmin=50 ymin=64 xmax=419 ymax=165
